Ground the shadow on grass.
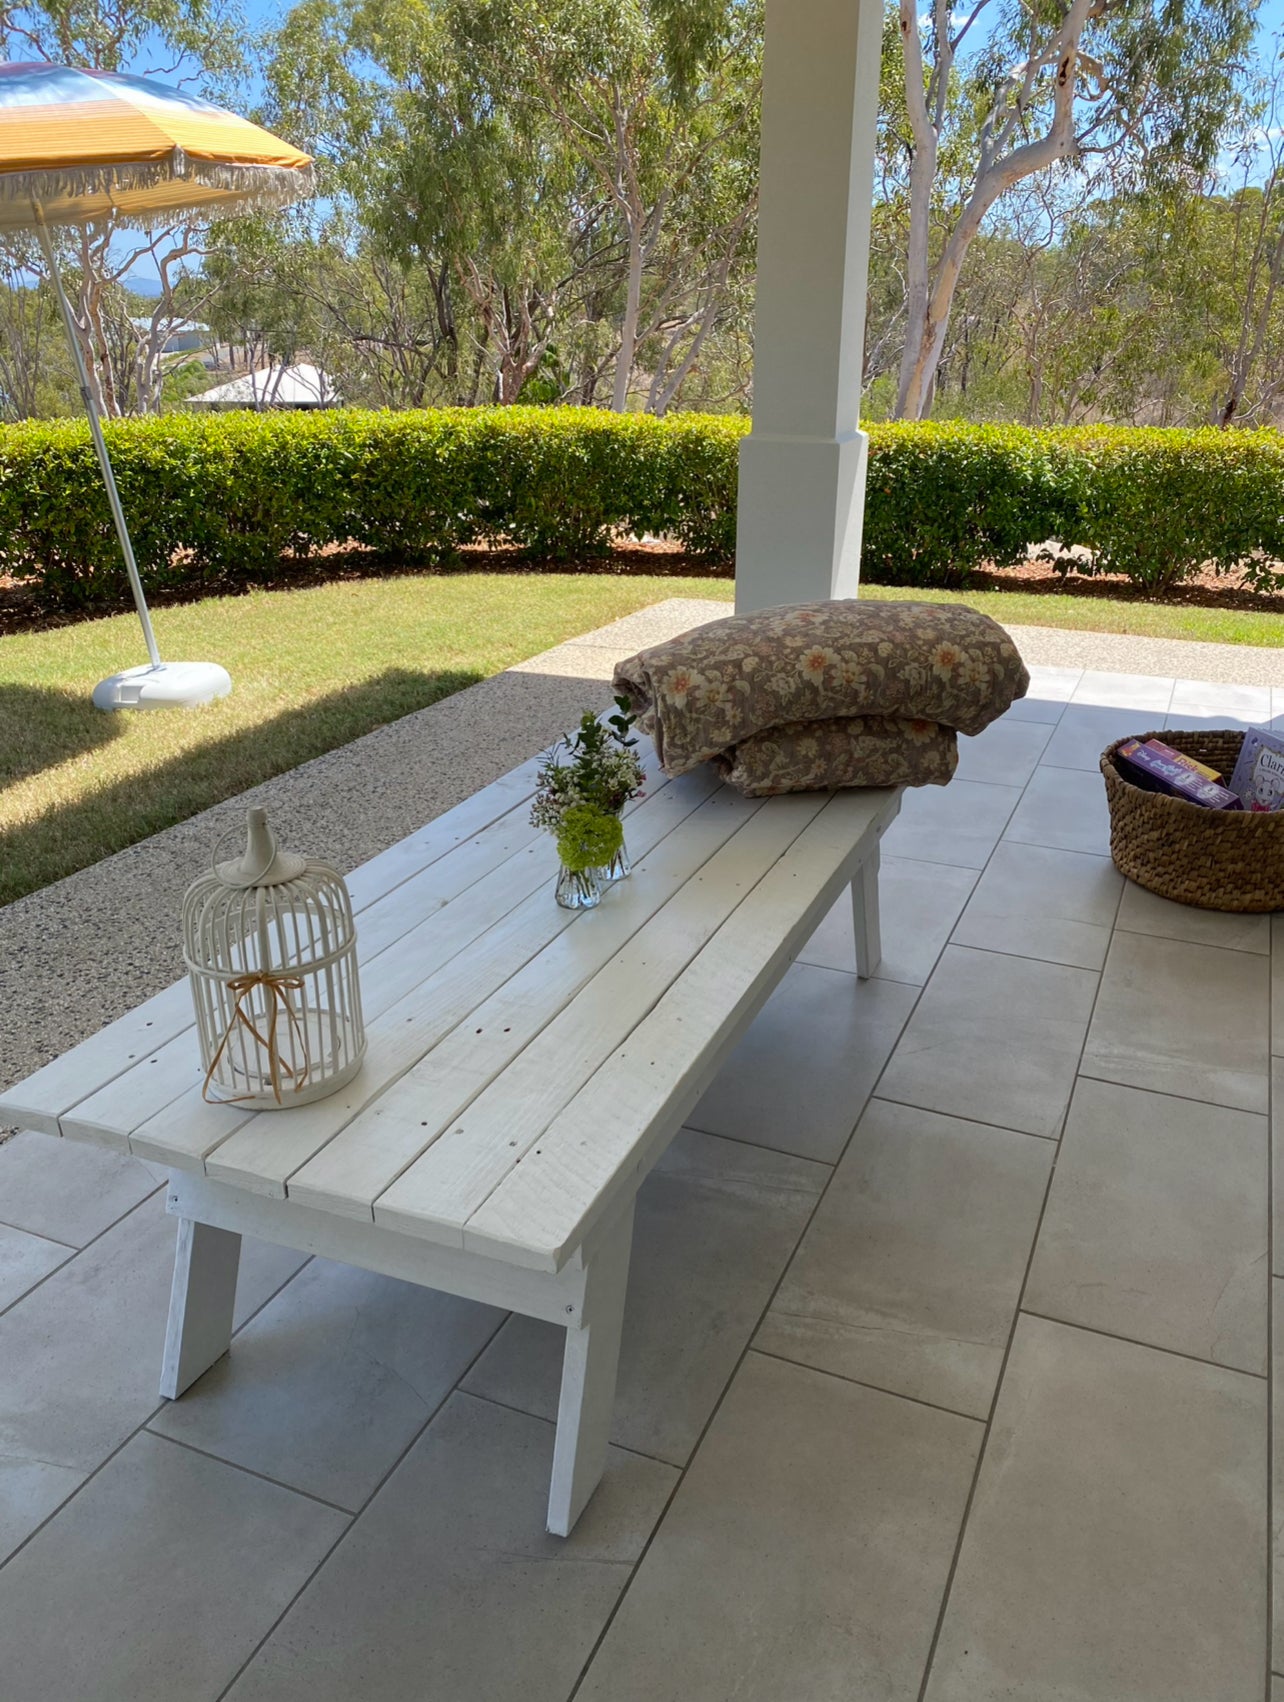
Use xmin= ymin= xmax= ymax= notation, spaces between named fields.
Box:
xmin=0 ymin=684 xmax=127 ymax=786
xmin=0 ymin=666 xmax=485 ymax=908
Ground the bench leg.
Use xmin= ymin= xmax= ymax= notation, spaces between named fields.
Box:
xmin=547 ymin=1201 xmax=635 ymax=1538
xmin=852 ymin=845 xmax=882 ymax=980
xmin=160 ymin=1217 xmax=242 ymax=1400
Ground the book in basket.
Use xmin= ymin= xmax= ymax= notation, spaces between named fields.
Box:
xmin=1229 ymin=727 xmax=1284 ymax=812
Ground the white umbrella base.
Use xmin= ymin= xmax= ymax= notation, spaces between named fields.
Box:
xmin=93 ymin=661 xmax=232 ymax=711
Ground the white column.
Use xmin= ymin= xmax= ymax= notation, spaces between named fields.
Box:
xmin=735 ymin=0 xmax=884 ymax=614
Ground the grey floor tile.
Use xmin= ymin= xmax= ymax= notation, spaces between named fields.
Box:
xmin=1082 ymin=931 xmax=1270 ymax=1114
xmin=0 ymin=1221 xmax=71 ymax=1313
xmin=881 ymin=779 xmax=1022 ymax=870
xmin=688 ymin=962 xmax=918 ymax=1162
xmin=0 ymin=1128 xmax=161 ymax=1246
xmin=0 ymin=1431 xmax=347 ymax=1702
xmin=150 ymin=1258 xmax=505 ymax=1509
xmin=924 ymin=1315 xmax=1265 ymax=1702
xmin=227 ymin=1392 xmax=676 ymax=1702
xmin=1071 ymin=669 xmax=1175 ymax=711
xmin=797 ymin=856 xmax=978 ymax=986
xmin=575 ymin=1353 xmax=980 ymax=1702
xmin=1041 ymin=703 xmax=1163 ymax=772
xmin=1276 ymin=1061 xmax=1284 ymax=1278
xmin=1004 ymin=666 xmax=1080 ymax=724
xmin=1116 ymin=879 xmax=1270 ymax=954
xmin=1025 ymin=1079 xmax=1267 ymax=1373
xmin=954 ymin=717 xmax=1053 ymax=787
xmin=878 ymin=945 xmax=1098 ymax=1139
xmin=1163 ymin=709 xmax=1266 ymax=736
xmin=951 ymin=841 xmax=1122 ymax=970
xmin=1003 ymin=764 xmax=1113 ymax=856
xmin=756 ymin=1099 xmax=1050 ymax=1418
xmin=1273 ymin=916 xmax=1284 ymax=1056
xmin=1169 ymin=679 xmax=1273 ymax=722
xmin=0 ymin=1193 xmax=306 ymax=1561
xmin=1275 ymin=1278 xmax=1284 ymax=1678
xmin=464 ymin=1130 xmax=827 ymax=1465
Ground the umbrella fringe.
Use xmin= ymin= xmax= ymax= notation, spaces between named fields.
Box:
xmin=3 ymin=150 xmax=314 ymax=224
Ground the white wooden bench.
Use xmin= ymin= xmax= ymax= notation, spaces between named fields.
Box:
xmin=0 ymin=745 xmax=899 ymax=1534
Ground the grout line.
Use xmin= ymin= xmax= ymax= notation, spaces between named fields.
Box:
xmin=139 ymin=1428 xmax=357 ymax=1517
xmin=0 ymin=1407 xmax=158 ymax=1574
xmin=1016 ymin=1309 xmax=1267 ymax=1381
xmin=0 ymin=1216 xmax=79 ymax=1251
xmin=0 ymin=1228 xmax=314 ymax=1577
xmin=913 ymin=841 xmax=1124 ymax=1702
xmin=870 ymin=1090 xmax=1060 ymax=1143
xmin=748 ymin=1346 xmax=986 ymax=1427
xmin=0 ymin=1182 xmax=168 ymax=1322
xmin=458 ymin=1387 xmax=683 ymax=1473
xmin=565 ymin=924 xmax=945 ymax=1702
xmin=1110 ymin=920 xmax=1271 ymax=959
xmin=212 ymin=1311 xmax=510 ymax=1702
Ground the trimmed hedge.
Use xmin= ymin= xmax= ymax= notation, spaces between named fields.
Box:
xmin=0 ymin=408 xmax=746 ymax=611
xmin=5 ymin=408 xmax=1284 ymax=611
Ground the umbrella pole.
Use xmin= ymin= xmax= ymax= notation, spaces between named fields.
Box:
xmin=33 ymin=204 xmax=162 ymax=670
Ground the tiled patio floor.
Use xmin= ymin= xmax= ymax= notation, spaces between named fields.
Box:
xmin=0 ymin=624 xmax=1280 ymax=1700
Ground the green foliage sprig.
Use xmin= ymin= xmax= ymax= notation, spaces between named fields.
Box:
xmin=531 ymin=705 xmax=646 ymax=838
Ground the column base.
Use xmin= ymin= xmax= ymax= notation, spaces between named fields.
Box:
xmin=733 ymin=430 xmax=869 ymax=614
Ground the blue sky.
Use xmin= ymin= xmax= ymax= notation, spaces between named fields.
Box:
xmin=122 ymin=0 xmax=1284 ymax=287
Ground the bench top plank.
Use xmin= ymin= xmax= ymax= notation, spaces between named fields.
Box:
xmin=0 ymin=740 xmax=900 ymax=1274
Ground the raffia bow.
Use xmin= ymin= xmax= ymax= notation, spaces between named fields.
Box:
xmin=202 ymin=969 xmax=309 ymax=1105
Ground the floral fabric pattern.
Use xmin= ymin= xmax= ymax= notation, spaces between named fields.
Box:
xmin=613 ymin=599 xmax=1029 ymax=778
xmin=714 ymin=716 xmax=958 ymax=797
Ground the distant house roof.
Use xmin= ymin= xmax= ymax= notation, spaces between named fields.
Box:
xmin=188 ymin=362 xmax=340 ymax=409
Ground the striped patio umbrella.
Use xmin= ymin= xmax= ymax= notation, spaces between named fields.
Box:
xmin=0 ymin=64 xmax=314 ymax=709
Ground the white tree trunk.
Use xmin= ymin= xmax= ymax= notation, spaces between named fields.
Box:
xmin=893 ymin=0 xmax=1093 ymax=419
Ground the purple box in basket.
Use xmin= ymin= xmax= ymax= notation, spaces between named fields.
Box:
xmin=1116 ymin=739 xmax=1243 ymax=810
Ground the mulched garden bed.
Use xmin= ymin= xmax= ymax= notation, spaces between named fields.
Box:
xmin=6 ymin=540 xmax=1284 ymax=639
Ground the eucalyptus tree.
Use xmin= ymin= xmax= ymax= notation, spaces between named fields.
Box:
xmin=269 ymin=0 xmax=761 ymax=411
xmin=890 ymin=0 xmax=1259 ymax=419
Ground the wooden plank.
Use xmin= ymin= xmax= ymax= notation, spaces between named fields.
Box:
xmin=371 ymin=793 xmax=831 ymax=1246
xmin=0 ymin=736 xmax=649 ymax=1141
xmin=287 ymin=786 xmax=763 ymax=1222
xmin=131 ymin=768 xmax=718 ymax=1185
xmin=546 ymin=1200 xmax=634 ymax=1535
xmin=342 ymin=752 xmax=545 ymax=911
xmin=0 ymin=981 xmax=194 ymax=1138
xmin=461 ymin=791 xmax=901 ymax=1271
xmin=165 ymin=1172 xmax=589 ymax=1325
xmin=159 ymin=1220 xmax=242 ymax=1399
xmin=354 ymin=739 xmax=663 ymax=960
xmin=59 ymin=1031 xmax=210 ymax=1150
xmin=343 ymin=732 xmax=657 ymax=913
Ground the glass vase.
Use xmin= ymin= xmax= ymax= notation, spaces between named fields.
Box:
xmin=555 ymin=862 xmax=602 ymax=910
xmin=597 ymin=830 xmax=632 ymax=884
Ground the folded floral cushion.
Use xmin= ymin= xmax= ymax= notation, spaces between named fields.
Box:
xmin=714 ymin=716 xmax=957 ymax=797
xmin=613 ymin=599 xmax=1028 ymax=775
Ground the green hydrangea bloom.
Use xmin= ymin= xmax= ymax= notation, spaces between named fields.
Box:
xmin=556 ymin=804 xmax=624 ymax=873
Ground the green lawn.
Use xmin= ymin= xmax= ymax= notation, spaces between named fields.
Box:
xmin=0 ymin=572 xmax=734 ymax=907
xmin=5 ymin=566 xmax=1282 ymax=908
xmin=861 ymin=582 xmax=1284 ymax=646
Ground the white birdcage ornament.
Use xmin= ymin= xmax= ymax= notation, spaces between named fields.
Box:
xmin=183 ymin=808 xmax=366 ymax=1109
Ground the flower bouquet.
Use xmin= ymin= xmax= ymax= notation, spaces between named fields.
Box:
xmin=531 ymin=700 xmax=645 ymax=909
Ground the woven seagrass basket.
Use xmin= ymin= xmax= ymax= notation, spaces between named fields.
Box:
xmin=1100 ymin=729 xmax=1284 ymax=913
